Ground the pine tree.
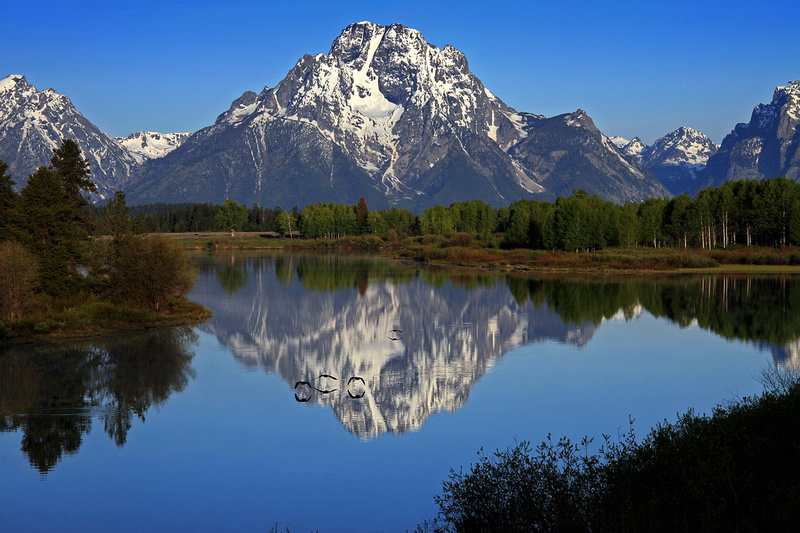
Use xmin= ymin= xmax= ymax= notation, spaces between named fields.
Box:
xmin=0 ymin=160 xmax=17 ymax=241
xmin=11 ymin=140 xmax=98 ymax=296
xmin=356 ymin=196 xmax=368 ymax=235
xmin=50 ymin=138 xmax=95 ymax=200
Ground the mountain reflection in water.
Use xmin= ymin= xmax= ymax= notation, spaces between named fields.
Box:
xmin=192 ymin=253 xmax=800 ymax=439
xmin=0 ymin=328 xmax=197 ymax=474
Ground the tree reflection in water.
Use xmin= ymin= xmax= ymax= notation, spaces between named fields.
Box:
xmin=0 ymin=328 xmax=197 ymax=474
xmin=192 ymin=253 xmax=800 ymax=438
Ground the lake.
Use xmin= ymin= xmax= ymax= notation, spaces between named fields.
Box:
xmin=2 ymin=252 xmax=798 ymax=532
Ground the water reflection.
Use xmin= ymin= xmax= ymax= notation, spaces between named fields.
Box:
xmin=0 ymin=328 xmax=198 ymax=474
xmin=193 ymin=253 xmax=597 ymax=439
xmin=192 ymin=253 xmax=800 ymax=440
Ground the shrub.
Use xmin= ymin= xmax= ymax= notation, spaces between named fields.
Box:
xmin=0 ymin=240 xmax=39 ymax=320
xmin=663 ymin=254 xmax=720 ymax=268
xmin=447 ymin=233 xmax=473 ymax=248
xmin=422 ymin=374 xmax=800 ymax=532
xmin=418 ymin=235 xmax=448 ymax=247
xmin=109 ymin=234 xmax=197 ymax=311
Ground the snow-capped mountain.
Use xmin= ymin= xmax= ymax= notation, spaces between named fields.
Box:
xmin=0 ymin=74 xmax=139 ymax=198
xmin=116 ymin=131 xmax=192 ymax=164
xmin=0 ymin=74 xmax=193 ymax=199
xmin=128 ymin=22 xmax=668 ymax=208
xmin=620 ymin=137 xmax=648 ymax=160
xmin=642 ymin=127 xmax=718 ymax=195
xmin=608 ymin=136 xmax=630 ymax=149
xmin=697 ymin=81 xmax=800 ymax=191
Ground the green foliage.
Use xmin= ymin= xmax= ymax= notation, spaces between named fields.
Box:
xmin=0 ymin=160 xmax=16 ymax=241
xmin=49 ymin=138 xmax=95 ymax=200
xmin=423 ymin=375 xmax=800 ymax=532
xmin=214 ymin=199 xmax=249 ymax=232
xmin=96 ymin=190 xmax=144 ymax=243
xmin=108 ymin=234 xmax=196 ymax=311
xmin=12 ymin=166 xmax=90 ymax=295
xmin=0 ymin=240 xmax=39 ymax=320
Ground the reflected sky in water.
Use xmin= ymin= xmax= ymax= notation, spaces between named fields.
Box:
xmin=1 ymin=252 xmax=795 ymax=532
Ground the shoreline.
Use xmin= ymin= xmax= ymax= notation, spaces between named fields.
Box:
xmin=166 ymin=232 xmax=800 ymax=275
xmin=0 ymin=300 xmax=212 ymax=346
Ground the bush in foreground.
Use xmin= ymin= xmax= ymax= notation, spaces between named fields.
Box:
xmin=420 ymin=371 xmax=800 ymax=532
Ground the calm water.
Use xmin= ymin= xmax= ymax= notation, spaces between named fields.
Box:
xmin=2 ymin=252 xmax=798 ymax=532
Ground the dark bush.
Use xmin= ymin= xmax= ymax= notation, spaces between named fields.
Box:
xmin=421 ymin=373 xmax=800 ymax=532
xmin=109 ymin=234 xmax=196 ymax=311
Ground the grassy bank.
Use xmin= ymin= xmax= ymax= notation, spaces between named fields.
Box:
xmin=167 ymin=232 xmax=800 ymax=274
xmin=0 ymin=294 xmax=211 ymax=344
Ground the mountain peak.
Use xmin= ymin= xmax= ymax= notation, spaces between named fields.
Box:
xmin=699 ymin=80 xmax=800 ymax=190
xmin=125 ymin=22 xmax=669 ymax=207
xmin=621 ymin=137 xmax=648 ymax=159
xmin=0 ymin=74 xmax=27 ymax=92
xmin=774 ymin=80 xmax=800 ymax=100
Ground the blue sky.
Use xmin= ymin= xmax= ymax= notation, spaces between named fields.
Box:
xmin=3 ymin=0 xmax=798 ymax=144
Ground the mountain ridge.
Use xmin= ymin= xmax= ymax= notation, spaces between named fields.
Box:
xmin=126 ymin=22 xmax=670 ymax=208
xmin=4 ymin=25 xmax=795 ymax=207
xmin=0 ymin=74 xmax=190 ymax=199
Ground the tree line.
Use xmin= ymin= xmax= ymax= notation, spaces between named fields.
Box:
xmin=106 ymin=176 xmax=800 ymax=251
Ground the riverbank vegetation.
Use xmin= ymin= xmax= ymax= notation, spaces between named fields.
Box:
xmin=109 ymin=176 xmax=800 ymax=271
xmin=418 ymin=369 xmax=800 ymax=532
xmin=0 ymin=142 xmax=208 ymax=343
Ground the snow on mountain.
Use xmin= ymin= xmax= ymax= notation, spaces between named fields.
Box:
xmin=128 ymin=22 xmax=668 ymax=207
xmin=698 ymin=81 xmax=800 ymax=191
xmin=0 ymin=74 xmax=139 ymax=199
xmin=620 ymin=137 xmax=649 ymax=160
xmin=641 ymin=127 xmax=718 ymax=194
xmin=643 ymin=127 xmax=717 ymax=168
xmin=608 ymin=136 xmax=630 ymax=148
xmin=116 ymin=131 xmax=192 ymax=163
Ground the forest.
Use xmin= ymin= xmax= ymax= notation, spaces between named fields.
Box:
xmin=108 ymin=176 xmax=800 ymax=252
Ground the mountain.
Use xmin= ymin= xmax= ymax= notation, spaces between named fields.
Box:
xmin=0 ymin=75 xmax=193 ymax=200
xmin=608 ymin=136 xmax=630 ymax=149
xmin=0 ymin=75 xmax=139 ymax=199
xmin=116 ymin=131 xmax=192 ymax=164
xmin=696 ymin=81 xmax=800 ymax=192
xmin=641 ymin=127 xmax=718 ymax=195
xmin=507 ymin=111 xmax=668 ymax=202
xmin=620 ymin=137 xmax=648 ymax=160
xmin=127 ymin=22 xmax=668 ymax=208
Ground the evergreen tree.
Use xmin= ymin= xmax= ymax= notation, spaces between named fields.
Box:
xmin=13 ymin=167 xmax=85 ymax=295
xmin=11 ymin=141 xmax=97 ymax=296
xmin=50 ymin=138 xmax=95 ymax=201
xmin=356 ymin=196 xmax=368 ymax=235
xmin=0 ymin=160 xmax=17 ymax=241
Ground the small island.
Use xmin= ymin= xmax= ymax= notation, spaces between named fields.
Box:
xmin=0 ymin=141 xmax=210 ymax=343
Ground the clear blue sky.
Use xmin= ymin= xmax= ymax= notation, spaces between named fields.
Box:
xmin=3 ymin=0 xmax=798 ymax=144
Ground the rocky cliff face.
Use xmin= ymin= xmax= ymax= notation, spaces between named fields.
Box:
xmin=127 ymin=22 xmax=669 ymax=208
xmin=697 ymin=81 xmax=800 ymax=191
